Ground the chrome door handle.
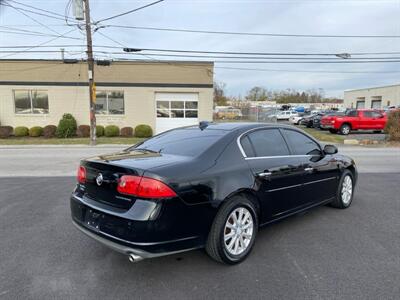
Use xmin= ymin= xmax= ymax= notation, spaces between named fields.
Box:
xmin=257 ymin=172 xmax=272 ymax=178
xmin=304 ymin=167 xmax=314 ymax=172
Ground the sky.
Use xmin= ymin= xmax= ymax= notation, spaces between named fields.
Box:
xmin=0 ymin=0 xmax=400 ymax=98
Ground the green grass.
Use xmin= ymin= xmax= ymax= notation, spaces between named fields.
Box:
xmin=302 ymin=127 xmax=345 ymax=144
xmin=0 ymin=136 xmax=145 ymax=145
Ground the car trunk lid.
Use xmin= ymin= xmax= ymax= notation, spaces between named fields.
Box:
xmin=80 ymin=150 xmax=186 ymax=210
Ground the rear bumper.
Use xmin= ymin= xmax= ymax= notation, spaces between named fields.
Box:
xmin=72 ymin=220 xmax=198 ymax=258
xmin=70 ymin=194 xmax=205 ymax=257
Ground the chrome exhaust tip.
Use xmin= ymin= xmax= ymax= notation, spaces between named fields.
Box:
xmin=128 ymin=253 xmax=144 ymax=263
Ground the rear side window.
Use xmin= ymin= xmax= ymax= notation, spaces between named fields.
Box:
xmin=242 ymin=129 xmax=289 ymax=157
xmin=282 ymin=129 xmax=321 ymax=156
xmin=363 ymin=111 xmax=373 ymax=118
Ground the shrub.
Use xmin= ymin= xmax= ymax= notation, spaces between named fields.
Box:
xmin=96 ymin=125 xmax=105 ymax=137
xmin=14 ymin=126 xmax=29 ymax=137
xmin=104 ymin=125 xmax=120 ymax=137
xmin=56 ymin=113 xmax=77 ymax=138
xmin=77 ymin=125 xmax=90 ymax=137
xmin=43 ymin=125 xmax=57 ymax=138
xmin=120 ymin=127 xmax=133 ymax=137
xmin=0 ymin=126 xmax=13 ymax=139
xmin=134 ymin=124 xmax=153 ymax=138
xmin=385 ymin=110 xmax=400 ymax=141
xmin=29 ymin=126 xmax=43 ymax=137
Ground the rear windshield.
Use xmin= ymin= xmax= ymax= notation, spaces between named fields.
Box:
xmin=130 ymin=128 xmax=226 ymax=157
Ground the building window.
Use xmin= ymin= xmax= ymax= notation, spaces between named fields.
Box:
xmin=356 ymin=100 xmax=365 ymax=109
xmin=14 ymin=90 xmax=49 ymax=114
xmin=371 ymin=96 xmax=382 ymax=109
xmin=156 ymin=100 xmax=198 ymax=118
xmin=95 ymin=91 xmax=124 ymax=115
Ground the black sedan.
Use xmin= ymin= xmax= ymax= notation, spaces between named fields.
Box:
xmin=71 ymin=122 xmax=357 ymax=264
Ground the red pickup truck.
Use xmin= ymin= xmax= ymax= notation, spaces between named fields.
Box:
xmin=320 ymin=109 xmax=387 ymax=135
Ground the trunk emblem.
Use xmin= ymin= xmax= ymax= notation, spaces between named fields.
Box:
xmin=96 ymin=173 xmax=104 ymax=186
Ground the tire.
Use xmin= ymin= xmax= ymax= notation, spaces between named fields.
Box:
xmin=206 ymin=195 xmax=258 ymax=265
xmin=339 ymin=124 xmax=351 ymax=135
xmin=330 ymin=170 xmax=354 ymax=209
xmin=329 ymin=129 xmax=338 ymax=134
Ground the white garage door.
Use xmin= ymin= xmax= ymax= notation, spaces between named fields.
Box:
xmin=155 ymin=93 xmax=199 ymax=134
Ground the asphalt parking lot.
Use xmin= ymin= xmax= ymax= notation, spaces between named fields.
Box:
xmin=0 ymin=146 xmax=399 ymax=299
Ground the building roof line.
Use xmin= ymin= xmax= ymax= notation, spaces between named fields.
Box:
xmin=345 ymin=83 xmax=400 ymax=92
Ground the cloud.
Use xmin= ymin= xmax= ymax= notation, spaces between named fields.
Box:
xmin=1 ymin=0 xmax=399 ymax=97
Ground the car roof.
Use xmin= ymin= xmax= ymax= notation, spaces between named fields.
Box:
xmin=186 ymin=122 xmax=303 ymax=132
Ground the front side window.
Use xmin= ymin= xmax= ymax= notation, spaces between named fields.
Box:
xmin=242 ymin=129 xmax=290 ymax=157
xmin=95 ymin=91 xmax=124 ymax=115
xmin=282 ymin=129 xmax=321 ymax=156
xmin=14 ymin=90 xmax=49 ymax=114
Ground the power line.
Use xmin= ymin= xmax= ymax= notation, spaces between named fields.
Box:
xmin=107 ymin=51 xmax=400 ymax=60
xmin=1 ymin=44 xmax=400 ymax=57
xmin=122 ymin=47 xmax=400 ymax=57
xmin=0 ymin=26 xmax=82 ymax=40
xmin=215 ymin=66 xmax=400 ymax=74
xmin=2 ymin=1 xmax=71 ymax=36
xmin=5 ymin=0 xmax=77 ymax=21
xmin=0 ymin=28 xmax=79 ymax=59
xmin=104 ymin=25 xmax=400 ymax=39
xmin=95 ymin=0 xmax=165 ymax=23
xmin=0 ymin=1 xmax=76 ymax=23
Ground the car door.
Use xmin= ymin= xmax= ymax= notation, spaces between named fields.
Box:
xmin=371 ymin=111 xmax=386 ymax=129
xmin=281 ymin=129 xmax=340 ymax=206
xmin=240 ymin=128 xmax=306 ymax=222
xmin=360 ymin=111 xmax=374 ymax=129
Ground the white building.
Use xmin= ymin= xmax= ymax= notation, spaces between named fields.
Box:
xmin=344 ymin=83 xmax=400 ymax=109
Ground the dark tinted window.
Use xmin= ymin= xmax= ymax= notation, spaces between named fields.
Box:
xmin=240 ymin=136 xmax=255 ymax=157
xmin=131 ymin=128 xmax=225 ymax=157
xmin=346 ymin=110 xmax=358 ymax=117
xmin=363 ymin=111 xmax=374 ymax=118
xmin=245 ymin=129 xmax=289 ymax=157
xmin=371 ymin=111 xmax=383 ymax=118
xmin=282 ymin=129 xmax=321 ymax=156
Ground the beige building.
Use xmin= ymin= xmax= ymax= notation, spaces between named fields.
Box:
xmin=344 ymin=83 xmax=400 ymax=109
xmin=0 ymin=59 xmax=214 ymax=134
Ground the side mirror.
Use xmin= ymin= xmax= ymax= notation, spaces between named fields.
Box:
xmin=324 ymin=144 xmax=338 ymax=155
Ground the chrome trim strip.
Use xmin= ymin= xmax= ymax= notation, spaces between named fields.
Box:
xmin=303 ymin=177 xmax=337 ymax=185
xmin=245 ymin=155 xmax=312 ymax=160
xmin=267 ymin=177 xmax=337 ymax=192
xmin=268 ymin=183 xmax=302 ymax=192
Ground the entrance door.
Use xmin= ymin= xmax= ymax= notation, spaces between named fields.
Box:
xmin=155 ymin=93 xmax=199 ymax=134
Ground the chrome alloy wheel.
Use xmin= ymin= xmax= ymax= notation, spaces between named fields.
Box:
xmin=341 ymin=175 xmax=353 ymax=205
xmin=224 ymin=207 xmax=254 ymax=256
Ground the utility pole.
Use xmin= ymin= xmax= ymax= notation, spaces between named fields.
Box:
xmin=83 ymin=0 xmax=96 ymax=145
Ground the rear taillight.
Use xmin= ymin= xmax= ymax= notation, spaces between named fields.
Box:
xmin=117 ymin=175 xmax=177 ymax=198
xmin=77 ymin=166 xmax=86 ymax=184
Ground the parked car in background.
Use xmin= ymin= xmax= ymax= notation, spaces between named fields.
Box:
xmin=276 ymin=110 xmax=298 ymax=120
xmin=216 ymin=108 xmax=243 ymax=120
xmin=320 ymin=109 xmax=387 ymax=135
xmin=300 ymin=113 xmax=319 ymax=127
xmin=71 ymin=122 xmax=357 ymax=264
xmin=289 ymin=113 xmax=308 ymax=125
xmin=313 ymin=111 xmax=345 ymax=129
